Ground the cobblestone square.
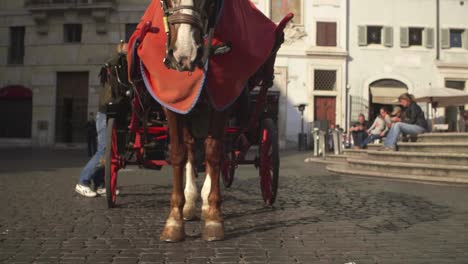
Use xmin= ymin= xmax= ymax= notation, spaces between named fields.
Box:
xmin=1 ymin=149 xmax=467 ymax=264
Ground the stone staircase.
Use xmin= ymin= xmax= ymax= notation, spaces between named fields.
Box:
xmin=326 ymin=133 xmax=468 ymax=184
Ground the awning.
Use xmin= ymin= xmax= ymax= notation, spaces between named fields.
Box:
xmin=370 ymin=86 xmax=407 ymax=105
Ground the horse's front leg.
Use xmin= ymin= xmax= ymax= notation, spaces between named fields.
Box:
xmin=201 ymin=110 xmax=227 ymax=241
xmin=183 ymin=125 xmax=198 ymax=221
xmin=161 ymin=109 xmax=186 ymax=242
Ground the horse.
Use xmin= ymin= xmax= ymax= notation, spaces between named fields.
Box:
xmin=128 ymin=0 xmax=292 ymax=242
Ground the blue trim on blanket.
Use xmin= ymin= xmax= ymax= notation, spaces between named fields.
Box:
xmin=140 ymin=60 xmax=207 ymax=115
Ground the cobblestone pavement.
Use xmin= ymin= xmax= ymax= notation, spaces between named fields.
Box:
xmin=1 ymin=148 xmax=468 ymax=264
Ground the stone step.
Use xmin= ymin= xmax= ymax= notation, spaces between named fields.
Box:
xmin=343 ymin=149 xmax=367 ymax=158
xmin=398 ymin=142 xmax=468 ymax=154
xmin=347 ymin=158 xmax=468 ymax=178
xmin=364 ymin=150 xmax=468 ymax=166
xmin=365 ymin=142 xmax=468 ymax=154
xmin=417 ymin=133 xmax=468 ymax=143
xmin=304 ymin=154 xmax=347 ymax=165
xmin=327 ymin=164 xmax=468 ymax=185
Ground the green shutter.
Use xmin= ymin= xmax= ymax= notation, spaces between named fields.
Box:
xmin=400 ymin=27 xmax=409 ymax=48
xmin=358 ymin=25 xmax=367 ymax=46
xmin=383 ymin=26 xmax=393 ymax=47
xmin=441 ymin=28 xmax=450 ymax=49
xmin=425 ymin=28 xmax=434 ymax=48
xmin=464 ymin=29 xmax=468 ymax=49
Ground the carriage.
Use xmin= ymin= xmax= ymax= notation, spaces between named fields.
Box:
xmin=103 ymin=43 xmax=281 ymax=209
xmin=101 ymin=0 xmax=293 ymax=242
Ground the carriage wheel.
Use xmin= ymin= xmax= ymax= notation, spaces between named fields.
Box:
xmin=105 ymin=118 xmax=119 ymax=208
xmin=258 ymin=118 xmax=279 ymax=206
xmin=222 ymin=151 xmax=236 ymax=188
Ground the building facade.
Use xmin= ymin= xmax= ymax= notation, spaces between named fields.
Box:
xmin=348 ymin=0 xmax=468 ymax=130
xmin=1 ymin=0 xmax=467 ymax=148
xmin=0 ymin=0 xmax=150 ymax=147
xmin=254 ymin=0 xmax=348 ymax=148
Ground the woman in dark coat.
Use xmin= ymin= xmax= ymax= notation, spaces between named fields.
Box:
xmin=382 ymin=93 xmax=428 ymax=151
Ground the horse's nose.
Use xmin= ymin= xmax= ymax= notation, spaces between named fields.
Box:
xmin=176 ymin=56 xmax=193 ymax=71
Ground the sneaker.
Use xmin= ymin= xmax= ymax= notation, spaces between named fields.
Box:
xmin=96 ymin=187 xmax=120 ymax=196
xmin=75 ymin=184 xmax=97 ymax=197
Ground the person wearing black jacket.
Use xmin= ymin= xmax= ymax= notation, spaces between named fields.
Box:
xmin=382 ymin=93 xmax=428 ymax=151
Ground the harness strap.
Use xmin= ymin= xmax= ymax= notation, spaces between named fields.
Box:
xmin=167 ymin=13 xmax=203 ymax=29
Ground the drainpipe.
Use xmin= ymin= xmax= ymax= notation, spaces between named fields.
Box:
xmin=436 ymin=0 xmax=440 ymax=60
xmin=345 ymin=0 xmax=350 ymax=131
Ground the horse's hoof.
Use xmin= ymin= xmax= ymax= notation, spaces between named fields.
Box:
xmin=160 ymin=223 xmax=185 ymax=242
xmin=202 ymin=221 xmax=224 ymax=241
xmin=183 ymin=204 xmax=197 ymax=221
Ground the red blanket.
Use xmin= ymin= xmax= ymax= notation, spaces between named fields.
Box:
xmin=128 ymin=0 xmax=280 ymax=114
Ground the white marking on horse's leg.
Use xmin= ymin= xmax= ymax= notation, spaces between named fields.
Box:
xmin=201 ymin=173 xmax=211 ymax=218
xmin=165 ymin=218 xmax=182 ymax=227
xmin=183 ymin=161 xmax=198 ymax=220
xmin=174 ymin=0 xmax=199 ymax=63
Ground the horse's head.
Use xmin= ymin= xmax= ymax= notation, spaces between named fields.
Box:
xmin=161 ymin=0 xmax=218 ymax=72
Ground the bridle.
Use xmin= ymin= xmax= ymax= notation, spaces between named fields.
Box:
xmin=160 ymin=0 xmax=220 ymax=69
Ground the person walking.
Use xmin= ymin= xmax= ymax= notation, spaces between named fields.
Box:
xmin=75 ymin=42 xmax=126 ymax=197
xmin=85 ymin=112 xmax=97 ymax=157
xmin=382 ymin=93 xmax=428 ymax=151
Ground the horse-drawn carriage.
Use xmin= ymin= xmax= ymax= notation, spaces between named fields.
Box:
xmin=102 ymin=0 xmax=292 ymax=242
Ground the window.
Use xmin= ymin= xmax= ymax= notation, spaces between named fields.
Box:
xmin=8 ymin=26 xmax=25 ymax=65
xmin=367 ymin=26 xmax=382 ymax=44
xmin=409 ymin=27 xmax=423 ymax=46
xmin=64 ymin=24 xmax=82 ymax=43
xmin=446 ymin=80 xmax=466 ymax=90
xmin=125 ymin=23 xmax=138 ymax=42
xmin=316 ymin=22 xmax=336 ymax=47
xmin=314 ymin=70 xmax=336 ymax=91
xmin=271 ymin=0 xmax=302 ymax=24
xmin=359 ymin=26 xmax=392 ymax=47
xmin=450 ymin=29 xmax=464 ymax=48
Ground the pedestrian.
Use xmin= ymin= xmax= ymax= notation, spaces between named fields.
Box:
xmin=349 ymin=113 xmax=369 ymax=149
xmin=75 ymin=42 xmax=126 ymax=197
xmin=381 ymin=93 xmax=428 ymax=151
xmin=360 ymin=107 xmax=391 ymax=149
xmin=85 ymin=112 xmax=97 ymax=157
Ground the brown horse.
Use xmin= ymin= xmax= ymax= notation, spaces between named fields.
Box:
xmin=130 ymin=0 xmax=290 ymax=242
xmin=159 ymin=0 xmax=228 ymax=242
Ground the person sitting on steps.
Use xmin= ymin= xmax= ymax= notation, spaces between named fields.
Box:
xmin=360 ymin=107 xmax=391 ymax=149
xmin=381 ymin=93 xmax=428 ymax=151
xmin=349 ymin=113 xmax=369 ymax=149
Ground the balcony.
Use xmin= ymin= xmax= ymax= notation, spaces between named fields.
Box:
xmin=25 ymin=0 xmax=116 ymax=11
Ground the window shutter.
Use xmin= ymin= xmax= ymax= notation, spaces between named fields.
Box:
xmin=400 ymin=27 xmax=409 ymax=48
xmin=464 ymin=29 xmax=468 ymax=49
xmin=358 ymin=25 xmax=367 ymax=46
xmin=425 ymin=28 xmax=434 ymax=48
xmin=441 ymin=28 xmax=450 ymax=49
xmin=383 ymin=26 xmax=393 ymax=47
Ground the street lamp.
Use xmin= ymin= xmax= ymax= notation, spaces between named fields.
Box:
xmin=296 ymin=103 xmax=307 ymax=151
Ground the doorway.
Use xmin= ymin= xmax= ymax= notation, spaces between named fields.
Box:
xmin=314 ymin=96 xmax=336 ymax=128
xmin=0 ymin=85 xmax=32 ymax=138
xmin=55 ymin=72 xmax=89 ymax=143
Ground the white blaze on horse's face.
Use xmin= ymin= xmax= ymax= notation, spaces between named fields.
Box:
xmin=173 ymin=0 xmax=200 ymax=71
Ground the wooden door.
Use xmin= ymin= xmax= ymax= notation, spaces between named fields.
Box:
xmin=55 ymin=72 xmax=88 ymax=143
xmin=314 ymin=96 xmax=336 ymax=128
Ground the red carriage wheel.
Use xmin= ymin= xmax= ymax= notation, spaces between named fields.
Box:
xmin=258 ymin=118 xmax=279 ymax=206
xmin=222 ymin=151 xmax=236 ymax=188
xmin=105 ymin=118 xmax=119 ymax=208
